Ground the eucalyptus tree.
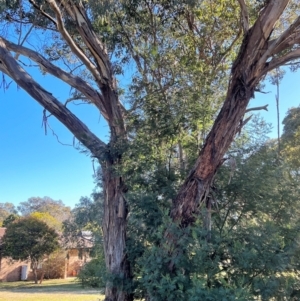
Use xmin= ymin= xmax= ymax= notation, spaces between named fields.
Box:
xmin=1 ymin=1 xmax=300 ymax=301
xmin=0 ymin=1 xmax=130 ymax=299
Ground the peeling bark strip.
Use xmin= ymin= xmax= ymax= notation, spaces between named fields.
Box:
xmin=172 ymin=0 xmax=300 ymax=225
xmin=102 ymin=163 xmax=132 ymax=301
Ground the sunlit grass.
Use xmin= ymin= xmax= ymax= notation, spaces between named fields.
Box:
xmin=0 ymin=292 xmax=104 ymax=301
xmin=0 ymin=278 xmax=104 ymax=301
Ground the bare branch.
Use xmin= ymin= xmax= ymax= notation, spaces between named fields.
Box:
xmin=0 ymin=38 xmax=107 ymax=159
xmin=263 ymin=49 xmax=300 ymax=74
xmin=46 ymin=0 xmax=107 ymax=87
xmin=29 ymin=0 xmax=57 ymax=25
xmin=58 ymin=0 xmax=111 ymax=84
xmin=2 ymin=37 xmax=109 ymax=120
xmin=237 ymin=0 xmax=249 ymax=33
xmin=245 ymin=104 xmax=268 ymax=113
xmin=254 ymin=88 xmax=270 ymax=94
xmin=259 ymin=16 xmax=300 ymax=64
xmin=235 ymin=0 xmax=290 ymax=73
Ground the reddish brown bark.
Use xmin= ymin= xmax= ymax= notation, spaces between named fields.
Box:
xmin=171 ymin=0 xmax=292 ymax=226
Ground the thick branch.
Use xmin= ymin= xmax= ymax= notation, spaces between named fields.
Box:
xmin=260 ymin=16 xmax=300 ymax=64
xmin=46 ymin=0 xmax=107 ymax=87
xmin=270 ymin=31 xmax=300 ymax=56
xmin=263 ymin=49 xmax=300 ymax=74
xmin=2 ymin=37 xmax=109 ymax=121
xmin=59 ymin=0 xmax=111 ymax=86
xmin=0 ymin=38 xmax=106 ymax=158
xmin=236 ymin=0 xmax=289 ymax=74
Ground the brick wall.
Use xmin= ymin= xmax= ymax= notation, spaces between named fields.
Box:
xmin=0 ymin=248 xmax=91 ymax=282
xmin=0 ymin=257 xmax=29 ymax=282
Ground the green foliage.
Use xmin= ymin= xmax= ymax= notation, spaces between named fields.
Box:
xmin=77 ymin=256 xmax=106 ymax=289
xmin=281 ymin=106 xmax=300 ymax=170
xmin=120 ymin=118 xmax=300 ymax=301
xmin=2 ymin=216 xmax=59 ymax=267
xmin=2 ymin=213 xmax=19 ymax=227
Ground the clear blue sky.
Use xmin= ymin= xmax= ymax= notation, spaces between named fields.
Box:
xmin=0 ymin=66 xmax=299 ymax=209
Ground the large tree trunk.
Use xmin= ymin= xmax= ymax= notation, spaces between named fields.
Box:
xmin=102 ymin=161 xmax=132 ymax=301
xmin=171 ymin=0 xmax=291 ymax=226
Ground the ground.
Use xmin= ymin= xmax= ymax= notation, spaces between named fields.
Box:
xmin=0 ymin=278 xmax=104 ymax=301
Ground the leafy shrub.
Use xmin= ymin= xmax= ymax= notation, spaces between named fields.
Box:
xmin=77 ymin=256 xmax=106 ymax=288
xmin=43 ymin=250 xmax=66 ymax=279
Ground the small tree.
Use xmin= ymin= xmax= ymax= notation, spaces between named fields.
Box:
xmin=2 ymin=217 xmax=59 ymax=284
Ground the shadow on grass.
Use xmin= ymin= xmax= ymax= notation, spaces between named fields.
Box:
xmin=0 ymin=278 xmax=103 ymax=295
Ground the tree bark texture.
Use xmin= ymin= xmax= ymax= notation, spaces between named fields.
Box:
xmin=171 ymin=0 xmax=293 ymax=226
xmin=102 ymin=161 xmax=132 ymax=301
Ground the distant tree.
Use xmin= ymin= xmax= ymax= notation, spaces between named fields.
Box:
xmin=2 ymin=217 xmax=59 ymax=284
xmin=30 ymin=212 xmax=62 ymax=232
xmin=18 ymin=197 xmax=71 ymax=222
xmin=0 ymin=203 xmax=17 ymax=226
xmin=2 ymin=213 xmax=19 ymax=227
xmin=281 ymin=106 xmax=300 ymax=170
xmin=63 ymin=193 xmax=103 ymax=251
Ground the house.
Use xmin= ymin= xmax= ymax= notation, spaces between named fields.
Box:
xmin=0 ymin=227 xmax=92 ymax=282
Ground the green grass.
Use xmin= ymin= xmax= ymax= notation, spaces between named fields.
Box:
xmin=0 ymin=278 xmax=104 ymax=301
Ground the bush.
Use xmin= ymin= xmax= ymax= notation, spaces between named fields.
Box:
xmin=77 ymin=256 xmax=106 ymax=288
xmin=43 ymin=250 xmax=66 ymax=279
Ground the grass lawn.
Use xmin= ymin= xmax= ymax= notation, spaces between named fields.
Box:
xmin=0 ymin=278 xmax=104 ymax=301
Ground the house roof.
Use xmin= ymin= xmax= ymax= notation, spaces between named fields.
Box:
xmin=62 ymin=230 xmax=94 ymax=249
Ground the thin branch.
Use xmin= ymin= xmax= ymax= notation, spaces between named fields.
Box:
xmin=245 ymin=104 xmax=268 ymax=113
xmin=15 ymin=22 xmax=36 ymax=61
xmin=17 ymin=0 xmax=23 ymax=46
xmin=64 ymin=96 xmax=89 ymax=107
xmin=29 ymin=0 xmax=57 ymax=25
xmin=237 ymin=0 xmax=249 ymax=33
xmin=45 ymin=119 xmax=74 ymax=147
xmin=254 ymin=88 xmax=270 ymax=94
